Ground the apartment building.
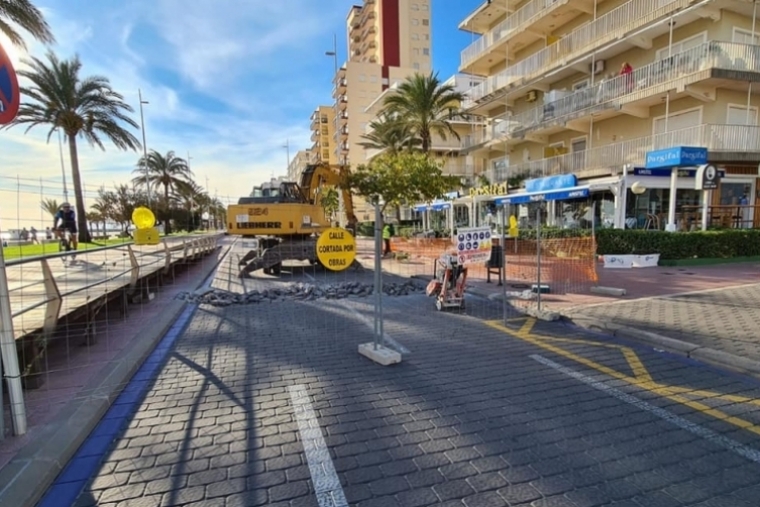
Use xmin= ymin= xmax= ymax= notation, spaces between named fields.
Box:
xmin=309 ymin=106 xmax=337 ymax=167
xmin=332 ymin=0 xmax=432 ymax=170
xmin=458 ymin=0 xmax=760 ymax=229
xmin=287 ymin=149 xmax=311 ymax=183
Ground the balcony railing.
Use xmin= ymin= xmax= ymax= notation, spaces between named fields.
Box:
xmin=506 ymin=41 xmax=760 ymax=138
xmin=466 ymin=0 xmax=690 ymax=107
xmin=503 ymin=123 xmax=760 ymax=182
xmin=460 ymin=0 xmax=568 ymax=69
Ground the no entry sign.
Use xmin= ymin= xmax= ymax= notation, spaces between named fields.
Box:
xmin=0 ymin=42 xmax=20 ymax=124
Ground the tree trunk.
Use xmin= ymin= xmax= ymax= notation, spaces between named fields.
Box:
xmin=67 ymin=134 xmax=92 ymax=243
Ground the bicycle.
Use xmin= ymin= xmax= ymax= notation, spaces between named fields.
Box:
xmin=57 ymin=227 xmax=77 ymax=262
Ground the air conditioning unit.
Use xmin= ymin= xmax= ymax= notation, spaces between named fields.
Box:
xmin=590 ymin=59 xmax=605 ymax=75
xmin=526 ymin=90 xmax=538 ymax=102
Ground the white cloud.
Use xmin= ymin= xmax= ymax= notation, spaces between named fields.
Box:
xmin=3 ymin=0 xmax=348 ymax=226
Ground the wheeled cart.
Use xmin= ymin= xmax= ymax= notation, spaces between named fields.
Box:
xmin=425 ymin=254 xmax=468 ymax=311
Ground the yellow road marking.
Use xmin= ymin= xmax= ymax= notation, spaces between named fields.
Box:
xmin=486 ymin=318 xmax=760 ymax=436
xmin=623 ymin=348 xmax=654 ymax=383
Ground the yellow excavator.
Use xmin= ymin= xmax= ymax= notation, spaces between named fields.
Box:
xmin=227 ymin=163 xmax=359 ymax=277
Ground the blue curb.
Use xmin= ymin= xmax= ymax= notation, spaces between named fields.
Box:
xmin=35 ymin=304 xmax=197 ymax=507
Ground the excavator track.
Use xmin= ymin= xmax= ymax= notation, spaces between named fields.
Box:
xmin=238 ymin=239 xmax=318 ymax=278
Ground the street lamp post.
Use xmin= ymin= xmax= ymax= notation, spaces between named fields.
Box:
xmin=325 ymin=33 xmax=346 ymax=227
xmin=138 ymin=89 xmax=150 ymax=206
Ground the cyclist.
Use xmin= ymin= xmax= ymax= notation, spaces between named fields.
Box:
xmin=54 ymin=202 xmax=78 ymax=259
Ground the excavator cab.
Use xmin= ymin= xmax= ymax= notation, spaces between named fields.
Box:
xmin=238 ymin=181 xmax=306 ymax=205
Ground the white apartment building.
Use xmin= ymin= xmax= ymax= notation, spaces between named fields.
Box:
xmin=458 ymin=0 xmax=760 ymax=229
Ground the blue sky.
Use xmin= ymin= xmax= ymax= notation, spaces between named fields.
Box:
xmin=1 ymin=0 xmax=481 ymax=226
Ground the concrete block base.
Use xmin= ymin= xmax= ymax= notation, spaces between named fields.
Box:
xmin=590 ymin=286 xmax=627 ymax=297
xmin=358 ymin=343 xmax=402 ymax=366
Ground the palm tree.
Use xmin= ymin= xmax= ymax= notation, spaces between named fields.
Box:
xmin=4 ymin=52 xmax=141 ymax=243
xmin=359 ymin=113 xmax=421 ymax=155
xmin=0 ymin=0 xmax=55 ymax=49
xmin=380 ymin=72 xmax=466 ymax=153
xmin=132 ymin=150 xmax=193 ymax=234
xmin=40 ymin=197 xmax=59 ymax=219
xmin=173 ymin=179 xmax=206 ymax=231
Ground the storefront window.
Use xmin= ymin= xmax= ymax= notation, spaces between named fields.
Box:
xmin=625 ymin=188 xmax=703 ymax=229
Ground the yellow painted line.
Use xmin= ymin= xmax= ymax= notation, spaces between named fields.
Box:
xmin=491 ymin=319 xmax=760 ymax=407
xmin=623 ymin=348 xmax=654 ymax=383
xmin=661 ymin=386 xmax=760 ymax=408
xmin=486 ymin=318 xmax=760 ymax=436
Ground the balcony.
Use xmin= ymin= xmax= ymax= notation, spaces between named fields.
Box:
xmin=501 ymin=41 xmax=760 ymax=142
xmin=465 ymin=0 xmax=698 ymax=110
xmin=338 ymin=94 xmax=348 ymax=110
xmin=460 ymin=0 xmax=587 ymax=75
xmin=340 ymin=126 xmax=349 ymax=139
xmin=503 ymin=123 xmax=760 ymax=183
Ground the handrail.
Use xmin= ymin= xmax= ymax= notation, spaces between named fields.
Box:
xmin=6 ymin=234 xmax=222 ymax=338
xmin=467 ymin=0 xmax=698 ymax=105
xmin=501 ymin=123 xmax=760 ymax=181
xmin=4 ymin=233 xmax=207 ymax=267
xmin=461 ymin=0 xmax=568 ymax=68
xmin=506 ymin=41 xmax=760 ymax=137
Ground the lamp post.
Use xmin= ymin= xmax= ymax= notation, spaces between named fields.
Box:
xmin=325 ymin=33 xmax=347 ymax=227
xmin=138 ymin=89 xmax=150 ymax=206
xmin=631 ymin=181 xmax=647 ymax=229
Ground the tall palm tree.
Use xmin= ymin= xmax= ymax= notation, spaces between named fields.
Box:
xmin=173 ymin=179 xmax=206 ymax=231
xmin=0 ymin=0 xmax=55 ymax=49
xmin=4 ymin=52 xmax=141 ymax=243
xmin=132 ymin=150 xmax=193 ymax=234
xmin=381 ymin=72 xmax=466 ymax=153
xmin=359 ymin=113 xmax=421 ymax=155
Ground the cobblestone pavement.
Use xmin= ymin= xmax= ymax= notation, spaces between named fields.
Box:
xmin=52 ymin=245 xmax=760 ymax=507
xmin=564 ymin=283 xmax=760 ymax=362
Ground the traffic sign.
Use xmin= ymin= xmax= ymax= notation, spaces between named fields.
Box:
xmin=0 ymin=41 xmax=20 ymax=125
xmin=316 ymin=228 xmax=356 ymax=271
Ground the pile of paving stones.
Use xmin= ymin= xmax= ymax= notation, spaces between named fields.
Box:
xmin=176 ymin=280 xmax=427 ymax=306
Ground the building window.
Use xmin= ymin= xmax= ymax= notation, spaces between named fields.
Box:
xmin=413 ymin=48 xmax=420 ymax=55
xmin=424 ymin=34 xmax=429 ymax=40
xmin=411 ymin=3 xmax=419 ymax=10
xmin=655 ymin=32 xmax=706 ymax=60
xmin=422 ymin=48 xmax=429 ymax=56
xmin=413 ymin=62 xmax=420 ymax=69
xmin=412 ymin=33 xmax=419 ymax=40
xmin=727 ymin=104 xmax=758 ymax=125
xmin=422 ymin=19 xmax=429 ymax=26
xmin=733 ymin=27 xmax=760 ymax=44
xmin=412 ymin=18 xmax=419 ymax=25
xmin=422 ymin=3 xmax=428 ymax=10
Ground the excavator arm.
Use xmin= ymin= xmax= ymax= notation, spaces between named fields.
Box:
xmin=299 ymin=163 xmax=357 ymax=227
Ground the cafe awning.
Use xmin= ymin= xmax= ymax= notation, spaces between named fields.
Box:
xmin=413 ymin=201 xmax=452 ymax=212
xmin=494 ymin=185 xmax=590 ymax=206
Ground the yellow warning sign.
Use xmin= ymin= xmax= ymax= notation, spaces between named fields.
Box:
xmin=317 ymin=228 xmax=356 ymax=271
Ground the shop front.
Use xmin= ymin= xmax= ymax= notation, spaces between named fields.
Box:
xmin=494 ymin=174 xmax=594 ymax=230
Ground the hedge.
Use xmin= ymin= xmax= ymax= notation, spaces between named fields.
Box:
xmin=596 ymin=229 xmax=760 ymax=259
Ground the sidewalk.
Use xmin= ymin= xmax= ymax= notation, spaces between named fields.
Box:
xmin=361 ymin=237 xmax=760 ymax=375
xmin=0 ymin=241 xmax=227 ymax=507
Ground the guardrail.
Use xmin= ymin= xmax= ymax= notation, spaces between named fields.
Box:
xmin=4 ymin=234 xmax=221 ymax=344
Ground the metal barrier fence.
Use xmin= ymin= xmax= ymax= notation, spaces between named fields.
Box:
xmin=0 ymin=234 xmax=221 ymax=440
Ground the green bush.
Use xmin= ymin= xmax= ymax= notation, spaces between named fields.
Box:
xmin=517 ymin=227 xmax=593 ymax=240
xmin=356 ymin=222 xmax=374 ymax=237
xmin=596 ymin=229 xmax=760 ymax=259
